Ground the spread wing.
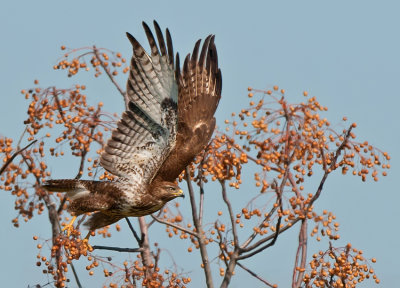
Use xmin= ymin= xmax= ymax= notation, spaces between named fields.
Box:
xmin=100 ymin=21 xmax=178 ymax=184
xmin=154 ymin=35 xmax=222 ymax=182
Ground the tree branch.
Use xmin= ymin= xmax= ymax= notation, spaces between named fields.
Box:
xmin=125 ymin=217 xmax=141 ymax=245
xmin=237 ymin=262 xmax=276 ymax=287
xmin=220 ymin=180 xmax=239 ymax=249
xmin=240 ymin=198 xmax=280 ymax=250
xmin=70 ymin=262 xmax=83 ymax=288
xmin=199 ymin=177 xmax=205 ymax=225
xmin=150 ymin=215 xmax=199 ymax=238
xmin=138 ymin=217 xmax=152 ymax=267
xmin=185 ymin=167 xmax=214 ymax=288
xmin=238 ymin=176 xmax=286 ymax=260
xmin=308 ymin=126 xmax=353 ymax=208
xmin=0 ymin=140 xmax=37 ymax=175
xmin=147 ymin=210 xmax=162 ymax=228
xmin=292 ymin=220 xmax=308 ymax=288
xmin=92 ymin=245 xmax=143 ymax=253
xmin=92 ymin=46 xmax=128 ymax=107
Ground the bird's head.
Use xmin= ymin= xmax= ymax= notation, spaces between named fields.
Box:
xmin=154 ymin=181 xmax=184 ymax=202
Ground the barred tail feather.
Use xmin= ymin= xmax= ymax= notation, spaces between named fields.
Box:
xmin=42 ymin=179 xmax=90 ymax=201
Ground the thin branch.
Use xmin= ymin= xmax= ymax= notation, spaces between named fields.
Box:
xmin=125 ymin=217 xmax=141 ymax=245
xmin=292 ymin=220 xmax=308 ymax=288
xmin=150 ymin=215 xmax=199 ymax=237
xmin=240 ymin=197 xmax=279 ymax=250
xmin=69 ymin=262 xmax=83 ymax=288
xmin=0 ymin=140 xmax=37 ymax=175
xmin=238 ymin=171 xmax=287 ymax=260
xmin=152 ymin=247 xmax=161 ymax=270
xmin=92 ymin=46 xmax=128 ymax=106
xmin=53 ymin=88 xmax=68 ymax=124
xmin=220 ymin=180 xmax=239 ymax=249
xmin=237 ymin=262 xmax=276 ymax=287
xmin=199 ymin=177 xmax=205 ymax=225
xmin=92 ymin=245 xmax=143 ymax=253
xmin=237 ymin=214 xmax=282 ymax=261
xmin=138 ymin=217 xmax=152 ymax=267
xmin=239 ymin=152 xmax=293 ymax=255
xmin=185 ymin=167 xmax=214 ymax=288
xmin=308 ymin=126 xmax=353 ymax=208
xmin=147 ymin=210 xmax=162 ymax=228
xmin=198 ymin=154 xmax=207 ymax=225
xmin=215 ymin=223 xmax=229 ymax=268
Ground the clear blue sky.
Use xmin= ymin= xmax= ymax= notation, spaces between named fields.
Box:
xmin=1 ymin=1 xmax=399 ymax=287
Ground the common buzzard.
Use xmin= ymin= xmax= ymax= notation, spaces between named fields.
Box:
xmin=43 ymin=21 xmax=222 ymax=232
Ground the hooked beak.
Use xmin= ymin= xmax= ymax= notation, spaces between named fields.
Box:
xmin=173 ymin=189 xmax=185 ymax=198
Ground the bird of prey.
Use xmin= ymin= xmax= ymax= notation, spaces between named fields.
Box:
xmin=43 ymin=21 xmax=222 ymax=233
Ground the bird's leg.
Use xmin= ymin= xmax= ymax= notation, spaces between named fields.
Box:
xmin=62 ymin=216 xmax=77 ymax=236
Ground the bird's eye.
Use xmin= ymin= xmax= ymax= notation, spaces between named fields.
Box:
xmin=168 ymin=187 xmax=174 ymax=191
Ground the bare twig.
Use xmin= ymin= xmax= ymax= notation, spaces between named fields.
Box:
xmin=198 ymin=154 xmax=207 ymax=225
xmin=92 ymin=46 xmax=127 ymax=106
xmin=70 ymin=263 xmax=83 ymax=288
xmin=308 ymin=126 xmax=353 ymax=208
xmin=138 ymin=217 xmax=152 ymax=267
xmin=240 ymin=198 xmax=280 ymax=250
xmin=125 ymin=217 xmax=141 ymax=245
xmin=237 ymin=170 xmax=287 ymax=260
xmin=92 ymin=245 xmax=143 ymax=253
xmin=147 ymin=210 xmax=162 ymax=228
xmin=0 ymin=140 xmax=37 ymax=175
xmin=150 ymin=215 xmax=199 ymax=237
xmin=220 ymin=180 xmax=239 ymax=249
xmin=292 ymin=220 xmax=308 ymax=288
xmin=215 ymin=223 xmax=229 ymax=268
xmin=185 ymin=167 xmax=214 ymax=288
xmin=152 ymin=247 xmax=161 ymax=270
xmin=53 ymin=88 xmax=68 ymax=124
xmin=199 ymin=177 xmax=205 ymax=225
xmin=237 ymin=262 xmax=276 ymax=287
xmin=239 ymin=153 xmax=292 ymax=256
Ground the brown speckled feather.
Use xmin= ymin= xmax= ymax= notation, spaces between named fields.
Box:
xmin=154 ymin=36 xmax=222 ymax=182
